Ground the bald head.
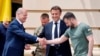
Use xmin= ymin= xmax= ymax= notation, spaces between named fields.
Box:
xmin=16 ymin=8 xmax=27 ymax=23
xmin=16 ymin=8 xmax=27 ymax=15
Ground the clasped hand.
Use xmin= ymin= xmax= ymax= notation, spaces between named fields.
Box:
xmin=38 ymin=38 xmax=47 ymax=48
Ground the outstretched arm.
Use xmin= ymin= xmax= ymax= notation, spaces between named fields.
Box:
xmin=47 ymin=35 xmax=68 ymax=44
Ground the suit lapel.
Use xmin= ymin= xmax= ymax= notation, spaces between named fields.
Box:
xmin=60 ymin=20 xmax=63 ymax=36
xmin=49 ymin=22 xmax=53 ymax=39
xmin=15 ymin=19 xmax=25 ymax=32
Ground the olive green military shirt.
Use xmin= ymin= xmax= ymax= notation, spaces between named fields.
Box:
xmin=33 ymin=26 xmax=46 ymax=56
xmin=34 ymin=26 xmax=43 ymax=36
xmin=64 ymin=23 xmax=93 ymax=56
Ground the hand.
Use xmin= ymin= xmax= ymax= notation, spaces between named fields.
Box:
xmin=41 ymin=38 xmax=47 ymax=49
xmin=25 ymin=44 xmax=31 ymax=50
xmin=38 ymin=38 xmax=47 ymax=48
xmin=42 ymin=44 xmax=46 ymax=49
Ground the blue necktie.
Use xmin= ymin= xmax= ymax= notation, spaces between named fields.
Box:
xmin=54 ymin=22 xmax=60 ymax=49
xmin=54 ymin=22 xmax=58 ymax=38
xmin=21 ymin=24 xmax=25 ymax=31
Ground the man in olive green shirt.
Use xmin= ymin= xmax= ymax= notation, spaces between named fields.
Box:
xmin=44 ymin=12 xmax=94 ymax=56
xmin=34 ymin=13 xmax=49 ymax=56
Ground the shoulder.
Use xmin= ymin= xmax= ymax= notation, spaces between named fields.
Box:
xmin=10 ymin=19 xmax=19 ymax=26
xmin=8 ymin=19 xmax=20 ymax=30
xmin=63 ymin=28 xmax=70 ymax=37
xmin=0 ymin=23 xmax=5 ymax=29
xmin=47 ymin=21 xmax=53 ymax=25
xmin=35 ymin=26 xmax=43 ymax=30
xmin=11 ymin=19 xmax=18 ymax=24
xmin=44 ymin=21 xmax=53 ymax=27
xmin=64 ymin=28 xmax=70 ymax=34
xmin=39 ymin=26 xmax=43 ymax=28
xmin=60 ymin=20 xmax=64 ymax=23
xmin=79 ymin=23 xmax=91 ymax=31
xmin=0 ymin=23 xmax=3 ymax=30
xmin=66 ymin=28 xmax=70 ymax=32
xmin=80 ymin=23 xmax=90 ymax=28
xmin=0 ymin=23 xmax=3 ymax=27
xmin=60 ymin=20 xmax=69 ymax=28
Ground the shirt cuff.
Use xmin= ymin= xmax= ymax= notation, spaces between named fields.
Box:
xmin=36 ymin=37 xmax=39 ymax=43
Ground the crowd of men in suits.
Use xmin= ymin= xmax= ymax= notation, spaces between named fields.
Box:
xmin=0 ymin=6 xmax=94 ymax=56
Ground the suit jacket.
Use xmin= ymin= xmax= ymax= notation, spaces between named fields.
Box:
xmin=2 ymin=19 xmax=37 ymax=56
xmin=0 ymin=23 xmax=7 ymax=56
xmin=39 ymin=20 xmax=72 ymax=56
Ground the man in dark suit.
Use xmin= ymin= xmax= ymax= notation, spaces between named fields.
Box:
xmin=0 ymin=21 xmax=10 ymax=56
xmin=39 ymin=6 xmax=72 ymax=56
xmin=2 ymin=8 xmax=43 ymax=56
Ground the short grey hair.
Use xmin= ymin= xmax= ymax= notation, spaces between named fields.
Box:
xmin=16 ymin=7 xmax=26 ymax=15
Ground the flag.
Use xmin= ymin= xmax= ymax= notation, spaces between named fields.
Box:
xmin=0 ymin=0 xmax=11 ymax=21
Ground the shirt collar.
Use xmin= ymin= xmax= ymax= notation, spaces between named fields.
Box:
xmin=53 ymin=19 xmax=61 ymax=24
xmin=16 ymin=18 xmax=23 ymax=24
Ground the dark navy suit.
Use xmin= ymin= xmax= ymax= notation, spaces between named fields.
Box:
xmin=39 ymin=20 xmax=72 ymax=56
xmin=0 ymin=23 xmax=7 ymax=56
xmin=2 ymin=19 xmax=37 ymax=56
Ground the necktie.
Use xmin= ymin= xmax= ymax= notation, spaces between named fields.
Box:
xmin=20 ymin=24 xmax=25 ymax=31
xmin=54 ymin=22 xmax=58 ymax=38
xmin=54 ymin=22 xmax=60 ymax=49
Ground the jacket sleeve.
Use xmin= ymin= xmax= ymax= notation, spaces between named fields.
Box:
xmin=10 ymin=24 xmax=37 ymax=43
xmin=38 ymin=26 xmax=45 ymax=38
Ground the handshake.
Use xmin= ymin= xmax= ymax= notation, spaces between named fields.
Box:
xmin=38 ymin=38 xmax=47 ymax=48
xmin=25 ymin=38 xmax=47 ymax=50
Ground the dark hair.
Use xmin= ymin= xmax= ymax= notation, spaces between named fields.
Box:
xmin=41 ymin=13 xmax=49 ymax=19
xmin=63 ymin=12 xmax=76 ymax=20
xmin=50 ymin=6 xmax=62 ymax=13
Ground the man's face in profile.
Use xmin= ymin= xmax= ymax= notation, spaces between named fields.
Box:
xmin=18 ymin=10 xmax=27 ymax=23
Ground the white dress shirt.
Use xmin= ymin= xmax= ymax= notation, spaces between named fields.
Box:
xmin=51 ymin=20 xmax=61 ymax=46
xmin=16 ymin=18 xmax=23 ymax=24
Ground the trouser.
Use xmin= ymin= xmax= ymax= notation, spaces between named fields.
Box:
xmin=33 ymin=44 xmax=46 ymax=56
xmin=48 ymin=46 xmax=62 ymax=56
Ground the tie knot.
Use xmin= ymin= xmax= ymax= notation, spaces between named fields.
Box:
xmin=21 ymin=24 xmax=23 ymax=26
xmin=55 ymin=22 xmax=58 ymax=25
xmin=21 ymin=24 xmax=24 ymax=27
